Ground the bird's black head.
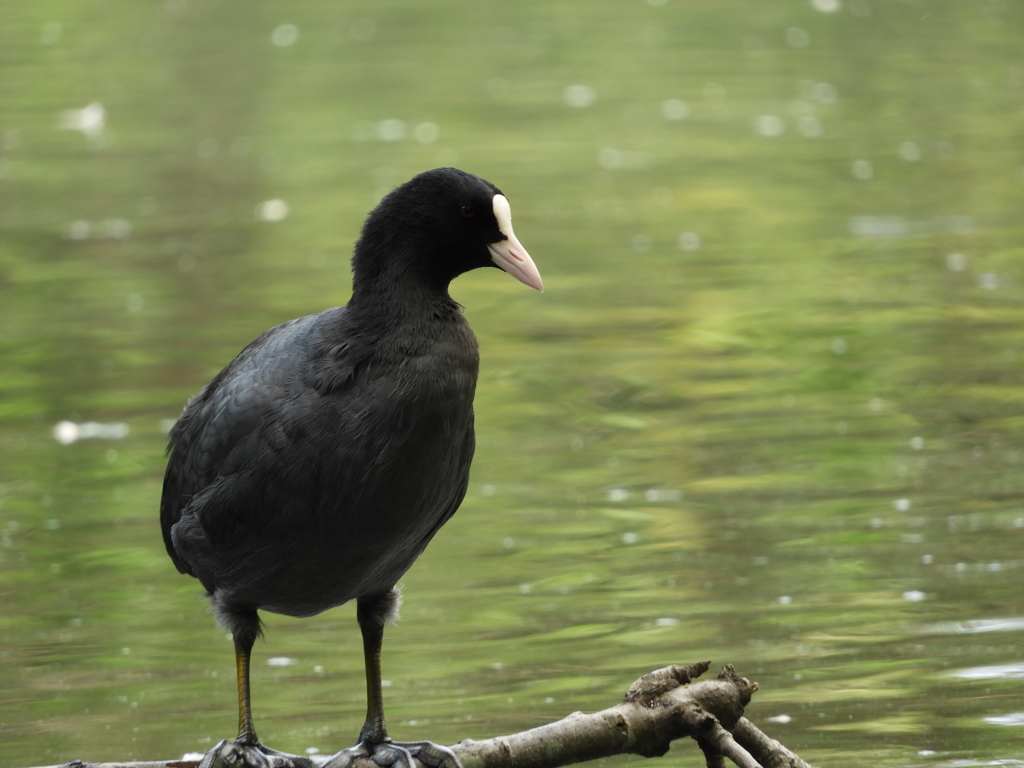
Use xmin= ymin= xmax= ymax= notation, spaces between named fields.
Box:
xmin=352 ymin=168 xmax=542 ymax=297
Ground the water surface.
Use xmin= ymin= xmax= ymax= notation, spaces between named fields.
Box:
xmin=2 ymin=2 xmax=1024 ymax=767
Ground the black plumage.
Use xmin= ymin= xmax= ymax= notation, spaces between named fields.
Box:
xmin=161 ymin=168 xmax=542 ymax=768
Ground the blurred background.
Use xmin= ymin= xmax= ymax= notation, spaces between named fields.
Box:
xmin=2 ymin=1 xmax=1023 ymax=766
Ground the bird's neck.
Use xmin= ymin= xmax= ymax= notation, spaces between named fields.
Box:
xmin=347 ymin=240 xmax=458 ymax=326
xmin=346 ymin=273 xmax=458 ymax=331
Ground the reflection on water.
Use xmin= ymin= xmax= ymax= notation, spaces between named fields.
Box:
xmin=928 ymin=619 xmax=1024 ymax=636
xmin=951 ymin=664 xmax=1024 ymax=681
xmin=53 ymin=421 xmax=131 ymax=446
xmin=2 ymin=1 xmax=1024 ymax=767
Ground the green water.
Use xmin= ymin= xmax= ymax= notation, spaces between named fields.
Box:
xmin=2 ymin=1 xmax=1024 ymax=766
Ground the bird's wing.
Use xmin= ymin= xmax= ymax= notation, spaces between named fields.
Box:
xmin=159 ymin=308 xmax=360 ymax=575
xmin=417 ymin=424 xmax=474 ymax=546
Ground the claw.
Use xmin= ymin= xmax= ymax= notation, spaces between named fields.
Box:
xmin=198 ymin=740 xmax=245 ymax=768
xmin=396 ymin=741 xmax=462 ymax=768
xmin=320 ymin=740 xmax=461 ymax=768
xmin=369 ymin=742 xmax=414 ymax=768
xmin=197 ymin=739 xmax=316 ymax=768
xmin=319 ymin=742 xmax=369 ymax=768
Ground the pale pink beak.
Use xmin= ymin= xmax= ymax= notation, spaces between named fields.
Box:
xmin=487 ymin=194 xmax=543 ymax=292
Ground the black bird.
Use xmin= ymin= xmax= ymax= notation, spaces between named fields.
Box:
xmin=161 ymin=168 xmax=542 ymax=768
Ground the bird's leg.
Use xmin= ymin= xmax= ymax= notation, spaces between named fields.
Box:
xmin=322 ymin=590 xmax=462 ymax=768
xmin=235 ymin=631 xmax=260 ymax=746
xmin=358 ymin=605 xmax=389 ymax=745
xmin=198 ymin=610 xmax=313 ymax=768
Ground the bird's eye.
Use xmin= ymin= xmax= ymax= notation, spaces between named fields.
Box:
xmin=460 ymin=206 xmax=475 ymax=218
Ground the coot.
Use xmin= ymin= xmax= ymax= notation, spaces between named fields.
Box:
xmin=161 ymin=168 xmax=542 ymax=768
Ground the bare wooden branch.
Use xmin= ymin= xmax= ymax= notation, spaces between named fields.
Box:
xmin=696 ymin=724 xmax=760 ymax=768
xmin=732 ymin=718 xmax=814 ymax=768
xmin=26 ymin=664 xmax=813 ymax=768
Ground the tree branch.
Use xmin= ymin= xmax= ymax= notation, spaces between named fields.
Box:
xmin=28 ymin=663 xmax=813 ymax=768
xmin=731 ymin=718 xmax=814 ymax=768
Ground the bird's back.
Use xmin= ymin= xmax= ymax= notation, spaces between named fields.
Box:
xmin=160 ymin=301 xmax=479 ymax=618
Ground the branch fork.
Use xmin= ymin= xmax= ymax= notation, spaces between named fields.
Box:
xmin=38 ymin=663 xmax=813 ymax=768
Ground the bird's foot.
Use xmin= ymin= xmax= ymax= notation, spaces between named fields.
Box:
xmin=198 ymin=739 xmax=316 ymax=768
xmin=319 ymin=739 xmax=461 ymax=768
